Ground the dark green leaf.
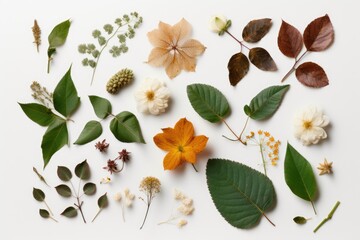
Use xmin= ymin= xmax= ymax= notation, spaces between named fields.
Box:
xmin=39 ymin=209 xmax=50 ymax=218
xmin=293 ymin=216 xmax=307 ymax=224
xmin=83 ymin=182 xmax=96 ymax=196
xmin=242 ymin=18 xmax=272 ymax=43
xmin=55 ymin=184 xmax=72 ymax=197
xmin=97 ymin=193 xmax=108 ymax=209
xmin=48 ymin=19 xmax=71 ymax=48
xmin=249 ymin=47 xmax=277 ymax=71
xmin=206 ymin=159 xmax=276 ymax=229
xmin=187 ymin=84 xmax=230 ymax=123
xmin=110 ymin=111 xmax=145 ymax=143
xmin=33 ymin=187 xmax=45 ymax=202
xmin=228 ymin=52 xmax=249 ymax=86
xmin=244 ymin=85 xmax=289 ymax=120
xmin=74 ymin=121 xmax=102 ymax=145
xmin=41 ymin=118 xmax=68 ymax=168
xmin=89 ymin=95 xmax=112 ymax=119
xmin=75 ymin=160 xmax=90 ymax=180
xmin=18 ymin=103 xmax=56 ymax=126
xmin=61 ymin=206 xmax=78 ymax=218
xmin=57 ymin=166 xmax=72 ymax=181
xmin=284 ymin=143 xmax=317 ymax=213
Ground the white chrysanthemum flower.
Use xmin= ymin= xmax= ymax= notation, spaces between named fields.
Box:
xmin=293 ymin=106 xmax=330 ymax=145
xmin=134 ymin=78 xmax=170 ymax=115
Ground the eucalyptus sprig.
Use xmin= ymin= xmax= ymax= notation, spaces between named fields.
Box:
xmin=33 ymin=187 xmax=57 ymax=222
xmin=78 ymin=12 xmax=143 ymax=84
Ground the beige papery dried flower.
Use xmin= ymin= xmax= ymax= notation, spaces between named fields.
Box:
xmin=139 ymin=176 xmax=161 ymax=229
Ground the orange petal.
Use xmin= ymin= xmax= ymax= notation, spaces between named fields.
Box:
xmin=165 ymin=53 xmax=182 ymax=79
xmin=181 ymin=147 xmax=196 ymax=164
xmin=163 ymin=151 xmax=182 ymax=170
xmin=147 ymin=28 xmax=171 ymax=48
xmin=174 ymin=118 xmax=194 ymax=145
xmin=172 ymin=18 xmax=192 ymax=45
xmin=153 ymin=132 xmax=177 ymax=151
xmin=180 ymin=39 xmax=206 ymax=57
xmin=189 ymin=135 xmax=208 ymax=153
xmin=147 ymin=47 xmax=172 ymax=67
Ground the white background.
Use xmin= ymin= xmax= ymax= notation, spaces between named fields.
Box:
xmin=0 ymin=0 xmax=359 ymax=239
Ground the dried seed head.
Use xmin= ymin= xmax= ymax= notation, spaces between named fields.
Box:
xmin=317 ymin=158 xmax=333 ymax=175
xmin=95 ymin=139 xmax=109 ymax=152
xmin=106 ymin=68 xmax=134 ymax=94
xmin=139 ymin=176 xmax=161 ymax=196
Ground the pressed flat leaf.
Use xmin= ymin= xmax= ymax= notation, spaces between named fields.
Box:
xmin=75 ymin=160 xmax=90 ymax=180
xmin=284 ymin=143 xmax=317 ymax=212
xmin=242 ymin=18 xmax=272 ymax=43
xmin=249 ymin=47 xmax=277 ymax=71
xmin=293 ymin=216 xmax=307 ymax=224
xmin=74 ymin=121 xmax=102 ymax=145
xmin=97 ymin=193 xmax=109 ymax=208
xmin=57 ymin=166 xmax=72 ymax=181
xmin=55 ymin=184 xmax=72 ymax=197
xmin=41 ymin=119 xmax=68 ymax=168
xmin=206 ymin=159 xmax=276 ymax=229
xmin=53 ymin=66 xmax=80 ymax=118
xmin=278 ymin=20 xmax=303 ymax=58
xmin=61 ymin=206 xmax=78 ymax=218
xmin=33 ymin=187 xmax=45 ymax=202
xmin=303 ymin=14 xmax=334 ymax=51
xmin=18 ymin=103 xmax=56 ymax=126
xmin=110 ymin=111 xmax=145 ymax=143
xmin=295 ymin=62 xmax=329 ymax=88
xmin=48 ymin=19 xmax=71 ymax=48
xmin=39 ymin=209 xmax=50 ymax=218
xmin=244 ymin=85 xmax=289 ymax=120
xmin=228 ymin=52 xmax=249 ymax=86
xmin=187 ymin=84 xmax=230 ymax=123
xmin=83 ymin=182 xmax=96 ymax=196
xmin=89 ymin=95 xmax=112 ymax=119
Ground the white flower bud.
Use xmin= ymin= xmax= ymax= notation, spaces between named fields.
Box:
xmin=113 ymin=192 xmax=122 ymax=202
xmin=209 ymin=15 xmax=230 ymax=35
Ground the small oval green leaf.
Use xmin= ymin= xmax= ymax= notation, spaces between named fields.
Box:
xmin=18 ymin=103 xmax=55 ymax=126
xmin=98 ymin=193 xmax=109 ymax=209
xmin=57 ymin=166 xmax=72 ymax=181
xmin=48 ymin=19 xmax=71 ymax=48
xmin=110 ymin=111 xmax=145 ymax=143
xmin=61 ymin=206 xmax=78 ymax=218
xmin=89 ymin=95 xmax=112 ymax=119
xmin=74 ymin=121 xmax=102 ymax=145
xmin=55 ymin=184 xmax=72 ymax=197
xmin=83 ymin=182 xmax=97 ymax=196
xmin=293 ymin=216 xmax=307 ymax=224
xmin=39 ymin=209 xmax=50 ymax=218
xmin=75 ymin=160 xmax=90 ymax=180
xmin=33 ymin=187 xmax=45 ymax=202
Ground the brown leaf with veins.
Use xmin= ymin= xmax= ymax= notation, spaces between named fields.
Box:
xmin=303 ymin=14 xmax=334 ymax=52
xmin=228 ymin=52 xmax=249 ymax=86
xmin=295 ymin=62 xmax=329 ymax=88
xmin=249 ymin=47 xmax=277 ymax=71
xmin=242 ymin=18 xmax=272 ymax=43
xmin=146 ymin=18 xmax=206 ymax=79
xmin=278 ymin=20 xmax=303 ymax=58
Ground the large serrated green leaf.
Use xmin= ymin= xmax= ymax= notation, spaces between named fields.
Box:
xmin=74 ymin=120 xmax=102 ymax=145
xmin=206 ymin=158 xmax=275 ymax=229
xmin=244 ymin=85 xmax=289 ymax=120
xmin=18 ymin=103 xmax=56 ymax=126
xmin=187 ymin=84 xmax=230 ymax=123
xmin=110 ymin=111 xmax=145 ymax=143
xmin=89 ymin=95 xmax=112 ymax=119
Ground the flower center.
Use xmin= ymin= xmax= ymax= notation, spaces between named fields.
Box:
xmin=146 ymin=90 xmax=155 ymax=101
xmin=178 ymin=145 xmax=184 ymax=152
xmin=303 ymin=120 xmax=313 ymax=129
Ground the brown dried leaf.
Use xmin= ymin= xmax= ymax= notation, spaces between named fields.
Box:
xmin=278 ymin=20 xmax=303 ymax=58
xmin=249 ymin=47 xmax=277 ymax=71
xmin=242 ymin=18 xmax=272 ymax=43
xmin=303 ymin=14 xmax=334 ymax=52
xmin=228 ymin=52 xmax=249 ymax=86
xmin=295 ymin=62 xmax=329 ymax=88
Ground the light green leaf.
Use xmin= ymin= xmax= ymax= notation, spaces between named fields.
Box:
xmin=55 ymin=184 xmax=72 ymax=197
xmin=33 ymin=187 xmax=45 ymax=202
xmin=244 ymin=85 xmax=289 ymax=120
xmin=83 ymin=182 xmax=96 ymax=196
xmin=97 ymin=193 xmax=108 ymax=209
xmin=48 ymin=19 xmax=71 ymax=48
xmin=57 ymin=166 xmax=72 ymax=181
xmin=75 ymin=160 xmax=90 ymax=180
xmin=74 ymin=121 xmax=102 ymax=145
xmin=53 ymin=66 xmax=80 ymax=118
xmin=206 ymin=158 xmax=276 ymax=229
xmin=39 ymin=209 xmax=50 ymax=218
xmin=18 ymin=103 xmax=56 ymax=126
xmin=110 ymin=111 xmax=145 ymax=143
xmin=41 ymin=119 xmax=68 ymax=168
xmin=89 ymin=95 xmax=112 ymax=119
xmin=284 ymin=143 xmax=317 ymax=214
xmin=187 ymin=84 xmax=230 ymax=123
xmin=61 ymin=206 xmax=78 ymax=218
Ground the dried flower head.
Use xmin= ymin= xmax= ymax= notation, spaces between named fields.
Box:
xmin=32 ymin=19 xmax=41 ymax=52
xmin=173 ymin=188 xmax=185 ymax=200
xmin=30 ymin=81 xmax=53 ymax=108
xmin=102 ymin=148 xmax=129 ymax=175
xmin=95 ymin=139 xmax=109 ymax=152
xmin=113 ymin=188 xmax=136 ymax=222
xmin=103 ymin=160 xmax=119 ymax=174
xmin=317 ymin=159 xmax=333 ymax=175
xmin=139 ymin=176 xmax=161 ymax=229
xmin=114 ymin=192 xmax=122 ymax=201
xmin=177 ymin=219 xmax=188 ymax=228
xmin=118 ymin=149 xmax=130 ymax=162
xmin=106 ymin=68 xmax=134 ymax=94
xmin=100 ymin=177 xmax=111 ymax=184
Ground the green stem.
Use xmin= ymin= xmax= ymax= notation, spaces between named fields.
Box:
xmin=313 ymin=201 xmax=340 ymax=233
xmin=91 ymin=208 xmax=103 ymax=222
xmin=310 ymin=200 xmax=317 ymax=215
xmin=259 ymin=145 xmax=267 ymax=176
xmin=47 ymin=58 xmax=51 ymax=74
xmin=43 ymin=200 xmax=53 ymax=216
xmin=49 ymin=216 xmax=58 ymax=223
xmin=140 ymin=203 xmax=151 ymax=229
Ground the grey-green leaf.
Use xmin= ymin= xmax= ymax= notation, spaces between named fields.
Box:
xmin=55 ymin=184 xmax=72 ymax=197
xmin=75 ymin=160 xmax=90 ymax=180
xmin=206 ymin=159 xmax=276 ymax=229
xmin=39 ymin=209 xmax=50 ymax=218
xmin=244 ymin=85 xmax=289 ymax=120
xmin=187 ymin=84 xmax=230 ymax=123
xmin=293 ymin=216 xmax=307 ymax=224
xmin=48 ymin=19 xmax=71 ymax=48
xmin=110 ymin=111 xmax=145 ymax=143
xmin=284 ymin=143 xmax=317 ymax=214
xmin=74 ymin=121 xmax=102 ymax=145
xmin=97 ymin=193 xmax=108 ymax=208
xmin=89 ymin=95 xmax=112 ymax=119
xmin=33 ymin=187 xmax=45 ymax=202
xmin=57 ymin=166 xmax=72 ymax=181
xmin=83 ymin=182 xmax=96 ymax=196
xmin=61 ymin=206 xmax=78 ymax=218
xmin=53 ymin=66 xmax=80 ymax=118
xmin=18 ymin=103 xmax=56 ymax=126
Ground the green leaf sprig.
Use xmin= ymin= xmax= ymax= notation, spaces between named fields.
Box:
xmin=78 ymin=12 xmax=143 ymax=84
xmin=92 ymin=193 xmax=109 ymax=222
xmin=33 ymin=187 xmax=57 ymax=222
xmin=33 ymin=167 xmax=49 ymax=186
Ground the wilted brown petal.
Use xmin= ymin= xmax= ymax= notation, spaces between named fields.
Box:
xmin=278 ymin=20 xmax=303 ymax=58
xmin=147 ymin=29 xmax=170 ymax=48
xmin=303 ymin=14 xmax=334 ymax=52
xmin=228 ymin=52 xmax=249 ymax=86
xmin=172 ymin=18 xmax=192 ymax=45
xmin=177 ymin=50 xmax=196 ymax=72
xmin=249 ymin=47 xmax=277 ymax=71
xmin=242 ymin=18 xmax=272 ymax=43
xmin=147 ymin=47 xmax=171 ymax=67
xmin=295 ymin=62 xmax=329 ymax=88
xmin=165 ymin=53 xmax=182 ymax=79
xmin=180 ymin=39 xmax=206 ymax=57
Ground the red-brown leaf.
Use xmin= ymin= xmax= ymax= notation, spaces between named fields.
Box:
xmin=242 ymin=18 xmax=272 ymax=43
xmin=303 ymin=14 xmax=334 ymax=51
xmin=295 ymin=62 xmax=329 ymax=88
xmin=228 ymin=52 xmax=249 ymax=86
xmin=278 ymin=20 xmax=303 ymax=58
xmin=249 ymin=47 xmax=277 ymax=71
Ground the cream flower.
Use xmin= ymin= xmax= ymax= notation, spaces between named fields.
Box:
xmin=294 ymin=106 xmax=330 ymax=145
xmin=134 ymin=78 xmax=170 ymax=115
xmin=209 ymin=15 xmax=231 ymax=35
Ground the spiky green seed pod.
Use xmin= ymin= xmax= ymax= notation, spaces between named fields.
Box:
xmin=106 ymin=68 xmax=134 ymax=94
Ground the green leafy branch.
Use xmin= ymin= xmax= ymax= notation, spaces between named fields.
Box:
xmin=33 ymin=187 xmax=57 ymax=222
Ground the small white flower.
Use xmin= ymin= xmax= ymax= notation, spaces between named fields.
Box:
xmin=173 ymin=188 xmax=185 ymax=200
xmin=209 ymin=15 xmax=231 ymax=35
xmin=181 ymin=198 xmax=193 ymax=207
xmin=113 ymin=192 xmax=122 ymax=202
xmin=100 ymin=177 xmax=111 ymax=184
xmin=293 ymin=106 xmax=330 ymax=145
xmin=178 ymin=204 xmax=194 ymax=216
xmin=134 ymin=78 xmax=170 ymax=115
xmin=177 ymin=219 xmax=187 ymax=228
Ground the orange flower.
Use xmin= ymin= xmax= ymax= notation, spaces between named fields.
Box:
xmin=153 ymin=118 xmax=208 ymax=171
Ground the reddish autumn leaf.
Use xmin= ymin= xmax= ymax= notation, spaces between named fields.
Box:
xmin=295 ymin=62 xmax=329 ymax=88
xmin=278 ymin=20 xmax=303 ymax=58
xmin=303 ymin=14 xmax=334 ymax=52
xmin=242 ymin=18 xmax=272 ymax=43
xmin=249 ymin=47 xmax=277 ymax=71
xmin=228 ymin=52 xmax=249 ymax=86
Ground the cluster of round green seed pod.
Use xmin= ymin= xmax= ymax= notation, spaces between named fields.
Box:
xmin=106 ymin=68 xmax=134 ymax=94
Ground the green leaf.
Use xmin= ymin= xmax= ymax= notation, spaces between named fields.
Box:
xmin=61 ymin=206 xmax=78 ymax=218
xmin=97 ymin=193 xmax=108 ymax=209
xmin=206 ymin=159 xmax=276 ymax=229
xmin=187 ymin=84 xmax=230 ymax=123
xmin=75 ymin=160 xmax=90 ymax=180
xmin=293 ymin=216 xmax=308 ymax=224
xmin=33 ymin=187 xmax=45 ymax=202
xmin=41 ymin=118 xmax=68 ymax=168
xmin=18 ymin=103 xmax=56 ymax=126
xmin=284 ymin=143 xmax=317 ymax=214
xmin=57 ymin=166 xmax=72 ymax=181
xmin=89 ymin=95 xmax=112 ymax=119
xmin=83 ymin=182 xmax=96 ymax=196
xmin=39 ymin=209 xmax=50 ymax=218
xmin=74 ymin=121 xmax=102 ymax=145
xmin=48 ymin=19 xmax=71 ymax=48
xmin=110 ymin=111 xmax=145 ymax=143
xmin=55 ymin=184 xmax=72 ymax=197
xmin=244 ymin=85 xmax=289 ymax=120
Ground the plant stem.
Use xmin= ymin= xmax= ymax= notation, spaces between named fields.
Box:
xmin=225 ymin=30 xmax=250 ymax=50
xmin=50 ymin=216 xmax=58 ymax=222
xmin=238 ymin=116 xmax=250 ymax=143
xmin=313 ymin=201 xmax=340 ymax=233
xmin=259 ymin=145 xmax=267 ymax=176
xmin=140 ymin=203 xmax=151 ymax=230
xmin=47 ymin=58 xmax=51 ymax=74
xmin=191 ymin=164 xmax=198 ymax=172
xmin=43 ymin=200 xmax=53 ymax=216
xmin=91 ymin=208 xmax=102 ymax=222
xmin=310 ymin=200 xmax=317 ymax=215
xmin=222 ymin=119 xmax=247 ymax=145
xmin=263 ymin=213 xmax=276 ymax=227
xmin=76 ymin=198 xmax=87 ymax=223
xmin=281 ymin=50 xmax=308 ymax=82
